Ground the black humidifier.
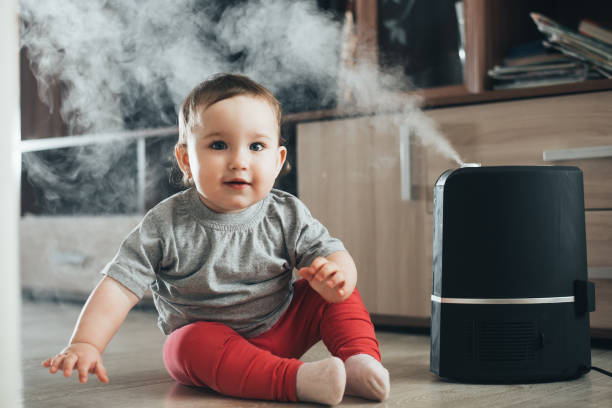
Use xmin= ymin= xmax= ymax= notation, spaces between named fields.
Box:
xmin=430 ymin=166 xmax=596 ymax=382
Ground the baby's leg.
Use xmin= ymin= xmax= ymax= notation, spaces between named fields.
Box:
xmin=321 ymin=288 xmax=390 ymax=401
xmin=163 ymin=321 xmax=302 ymax=402
xmin=163 ymin=320 xmax=345 ymax=404
xmin=247 ymin=279 xmax=350 ymax=404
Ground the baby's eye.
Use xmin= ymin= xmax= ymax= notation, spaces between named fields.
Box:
xmin=250 ymin=142 xmax=264 ymax=151
xmin=210 ymin=141 xmax=227 ymax=150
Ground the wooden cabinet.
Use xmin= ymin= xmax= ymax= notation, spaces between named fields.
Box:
xmin=297 ymin=90 xmax=612 ymax=336
xmin=298 ymin=115 xmax=431 ymax=324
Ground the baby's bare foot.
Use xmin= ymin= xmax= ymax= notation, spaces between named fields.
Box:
xmin=296 ymin=357 xmax=345 ymax=405
xmin=345 ymin=353 xmax=390 ymax=401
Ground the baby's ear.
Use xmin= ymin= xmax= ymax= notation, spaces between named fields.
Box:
xmin=175 ymin=144 xmax=190 ymax=175
xmin=276 ymin=146 xmax=287 ymax=174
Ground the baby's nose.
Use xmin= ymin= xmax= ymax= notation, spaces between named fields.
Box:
xmin=229 ymin=148 xmax=249 ymax=170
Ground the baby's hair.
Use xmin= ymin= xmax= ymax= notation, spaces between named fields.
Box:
xmin=176 ymin=73 xmax=288 ymax=187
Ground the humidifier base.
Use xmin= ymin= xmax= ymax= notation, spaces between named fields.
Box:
xmin=430 ymin=301 xmax=591 ymax=383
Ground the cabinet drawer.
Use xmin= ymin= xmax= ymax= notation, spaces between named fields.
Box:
xmin=585 ymin=211 xmax=611 ymax=333
xmin=425 ymin=91 xmax=612 ymax=209
xmin=591 ymin=279 xmax=612 ymax=332
xmin=586 ymin=211 xmax=612 ymax=269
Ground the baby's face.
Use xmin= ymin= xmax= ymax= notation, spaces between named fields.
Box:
xmin=184 ymin=95 xmax=286 ymax=213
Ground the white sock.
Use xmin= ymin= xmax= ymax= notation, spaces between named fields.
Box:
xmin=344 ymin=354 xmax=390 ymax=401
xmin=296 ymin=357 xmax=346 ymax=406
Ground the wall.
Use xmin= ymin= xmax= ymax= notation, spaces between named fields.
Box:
xmin=0 ymin=0 xmax=23 ymax=405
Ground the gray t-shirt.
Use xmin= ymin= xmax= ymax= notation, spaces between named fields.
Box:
xmin=102 ymin=188 xmax=345 ymax=338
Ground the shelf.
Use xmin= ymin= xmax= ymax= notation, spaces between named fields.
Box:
xmin=283 ymin=79 xmax=612 ymax=123
xmin=287 ymin=0 xmax=612 ymax=125
xmin=420 ymin=79 xmax=612 ymax=108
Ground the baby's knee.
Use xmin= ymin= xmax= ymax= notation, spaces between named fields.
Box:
xmin=173 ymin=321 xmax=238 ymax=350
xmin=163 ymin=321 xmax=241 ymax=387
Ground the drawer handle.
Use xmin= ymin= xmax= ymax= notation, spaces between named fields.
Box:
xmin=399 ymin=124 xmax=412 ymax=201
xmin=543 ymin=145 xmax=612 ymax=161
xmin=588 ymin=267 xmax=612 ymax=280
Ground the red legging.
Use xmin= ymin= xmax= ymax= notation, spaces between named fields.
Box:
xmin=162 ymin=279 xmax=381 ymax=402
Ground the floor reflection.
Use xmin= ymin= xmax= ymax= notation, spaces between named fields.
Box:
xmin=164 ymin=382 xmax=215 ymax=406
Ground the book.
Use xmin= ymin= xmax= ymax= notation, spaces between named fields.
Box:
xmin=489 ymin=60 xmax=589 ymax=89
xmin=492 ymin=75 xmax=589 ymax=90
xmin=530 ymin=13 xmax=612 ymax=59
xmin=530 ymin=12 xmax=612 ymax=75
xmin=504 ymin=52 xmax=569 ymax=67
xmin=502 ymin=40 xmax=569 ymax=66
xmin=579 ymin=19 xmax=612 ymax=46
xmin=489 ymin=61 xmax=587 ymax=79
xmin=543 ymin=41 xmax=612 ymax=76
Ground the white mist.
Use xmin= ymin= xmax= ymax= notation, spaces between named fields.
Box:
xmin=0 ymin=0 xmax=23 ymax=406
xmin=19 ymin=0 xmax=466 ymax=196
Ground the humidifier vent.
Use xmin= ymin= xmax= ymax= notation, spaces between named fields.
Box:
xmin=473 ymin=321 xmax=537 ymax=363
xmin=464 ymin=322 xmax=474 ymax=361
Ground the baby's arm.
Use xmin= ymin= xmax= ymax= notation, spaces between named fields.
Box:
xmin=42 ymin=276 xmax=139 ymax=383
xmin=298 ymin=250 xmax=357 ymax=303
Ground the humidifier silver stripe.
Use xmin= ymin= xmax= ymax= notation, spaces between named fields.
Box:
xmin=430 ymin=295 xmax=575 ymax=304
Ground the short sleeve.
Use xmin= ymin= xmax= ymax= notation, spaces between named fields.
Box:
xmin=101 ymin=211 xmax=162 ymax=298
xmin=292 ymin=199 xmax=346 ymax=269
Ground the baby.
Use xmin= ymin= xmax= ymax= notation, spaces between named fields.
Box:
xmin=43 ymin=73 xmax=390 ymax=405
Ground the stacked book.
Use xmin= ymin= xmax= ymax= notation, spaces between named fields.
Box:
xmin=578 ymin=19 xmax=612 ymax=46
xmin=489 ymin=13 xmax=612 ymax=90
xmin=531 ymin=13 xmax=612 ymax=77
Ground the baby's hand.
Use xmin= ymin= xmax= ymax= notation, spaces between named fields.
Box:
xmin=299 ymin=257 xmax=347 ymax=303
xmin=42 ymin=342 xmax=108 ymax=384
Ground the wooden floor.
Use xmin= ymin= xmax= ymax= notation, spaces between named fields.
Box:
xmin=22 ymin=301 xmax=612 ymax=408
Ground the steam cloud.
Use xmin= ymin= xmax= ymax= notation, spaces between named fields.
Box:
xmin=19 ymin=0 xmax=463 ymax=214
xmin=20 ymin=0 xmax=346 ymax=133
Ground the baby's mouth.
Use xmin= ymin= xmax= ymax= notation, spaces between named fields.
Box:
xmin=224 ymin=179 xmax=251 ymax=189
